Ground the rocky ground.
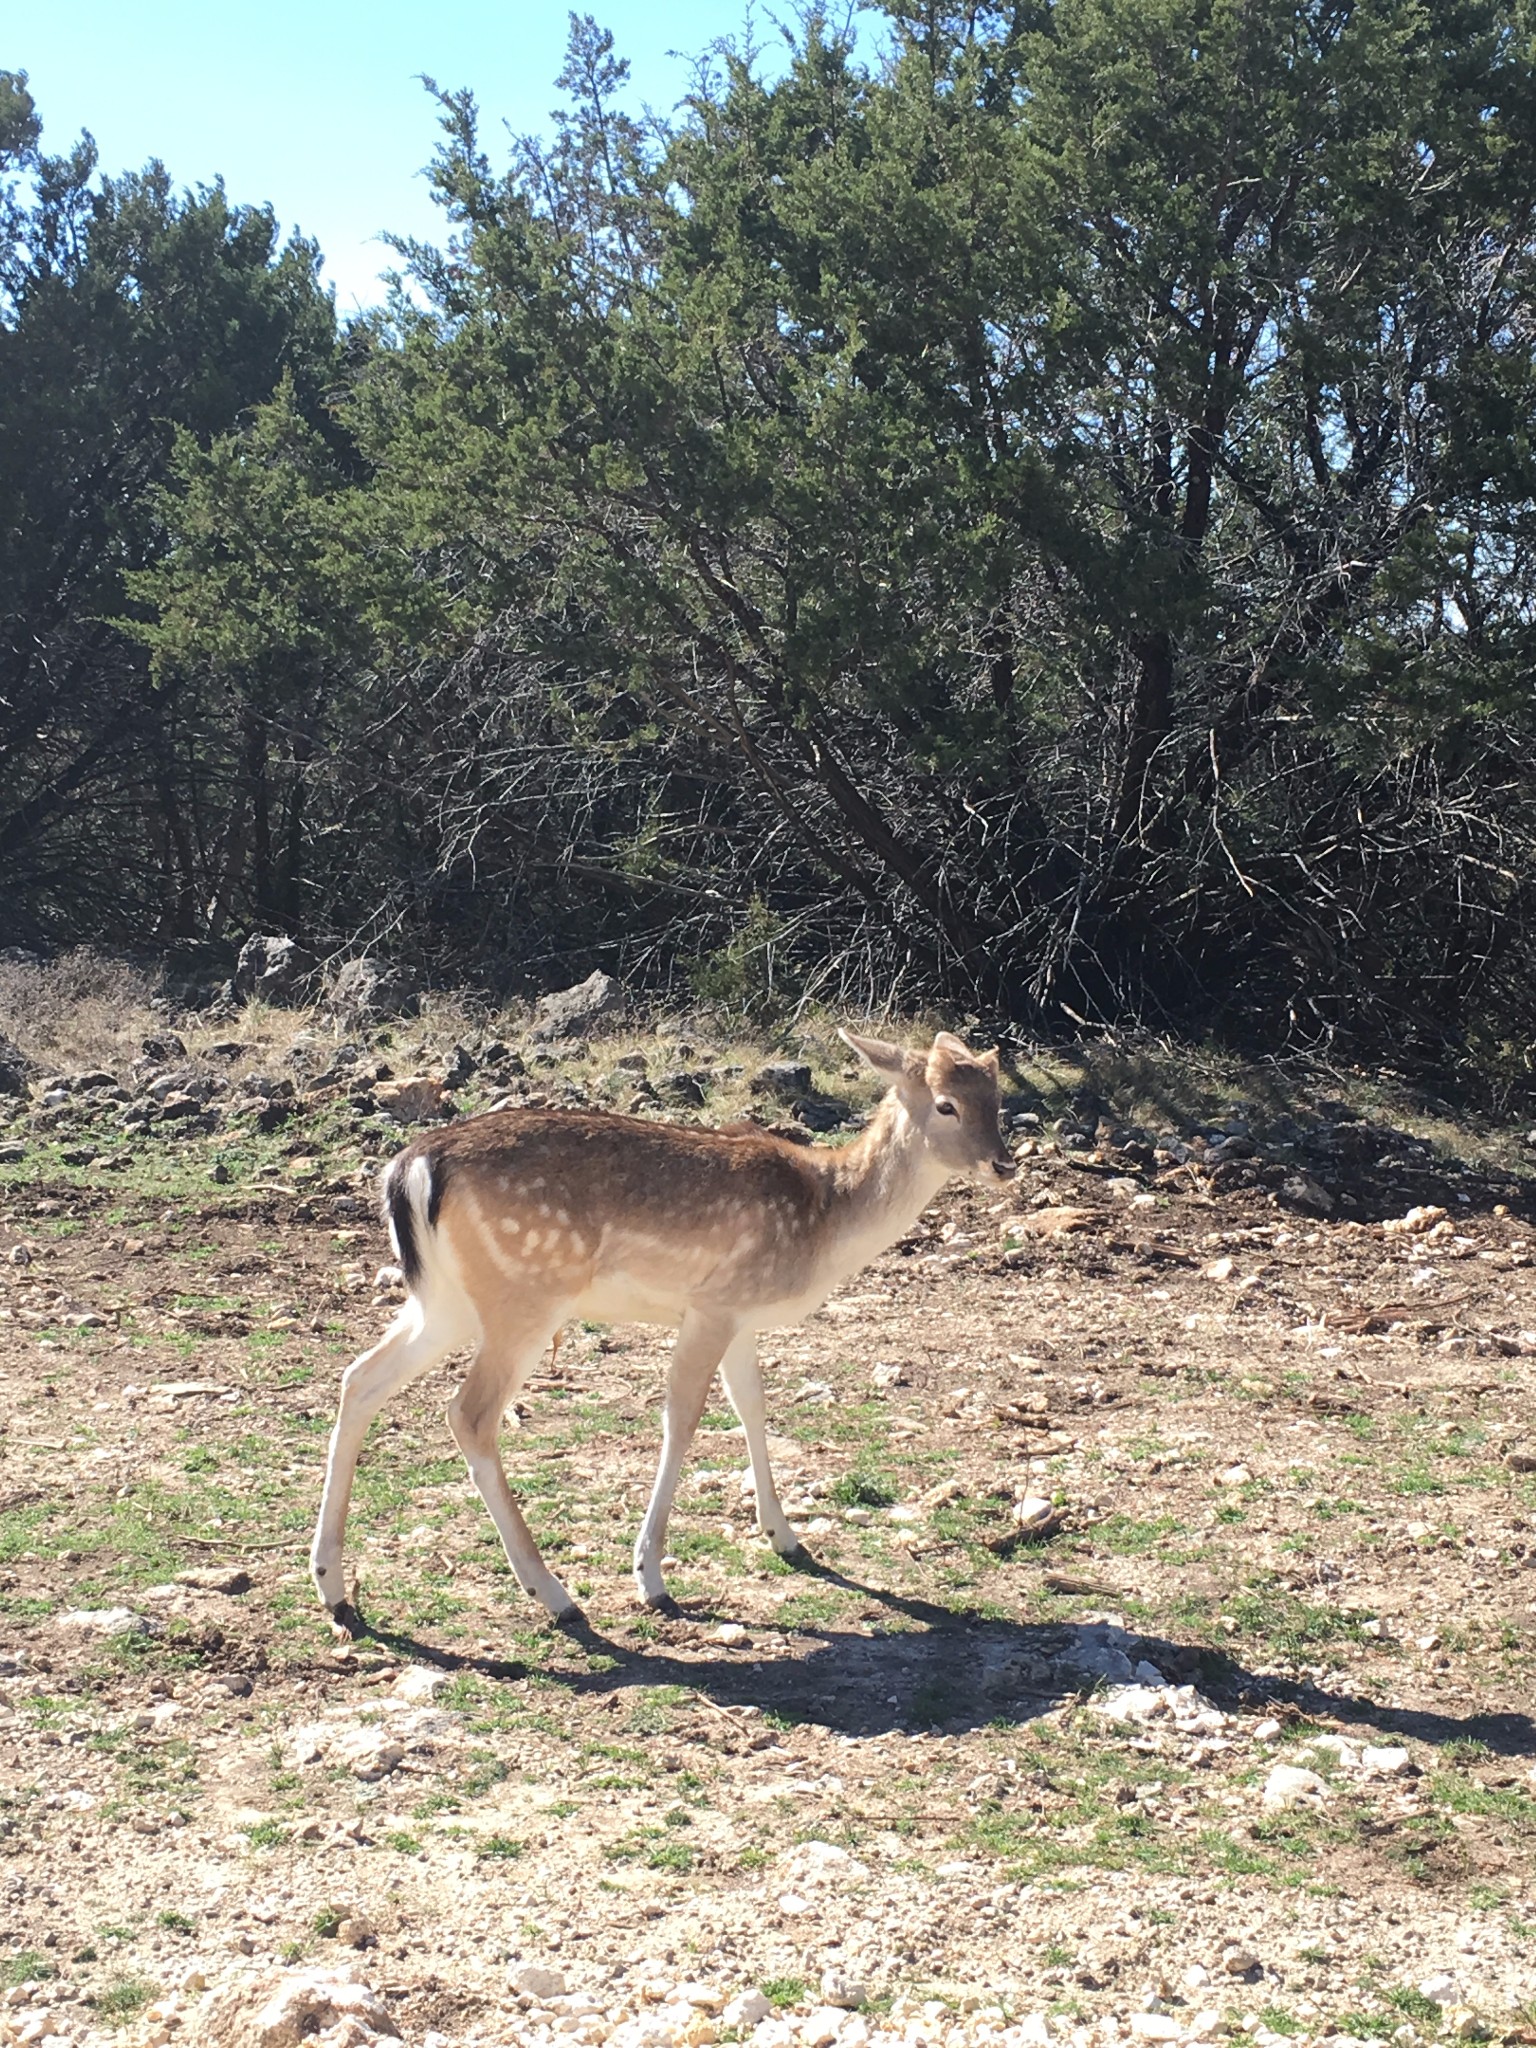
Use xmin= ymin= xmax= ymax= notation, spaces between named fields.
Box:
xmin=1 ymin=972 xmax=1534 ymax=2048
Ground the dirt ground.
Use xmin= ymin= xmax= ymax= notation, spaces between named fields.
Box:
xmin=2 ymin=1008 xmax=1535 ymax=2047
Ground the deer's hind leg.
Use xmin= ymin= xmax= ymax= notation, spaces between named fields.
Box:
xmin=719 ymin=1334 xmax=800 ymax=1558
xmin=312 ymin=1303 xmax=466 ymax=1620
xmin=447 ymin=1305 xmax=578 ymax=1622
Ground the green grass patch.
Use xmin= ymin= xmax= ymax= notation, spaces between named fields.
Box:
xmin=460 ymin=1751 xmax=511 ymax=1799
xmin=1394 ymin=1467 xmax=1447 ymax=1497
xmin=1430 ymin=1773 xmax=1536 ymax=1824
xmin=241 ymin=1818 xmax=288 ymax=1848
xmin=1089 ymin=1514 xmax=1184 ymax=1557
xmin=1199 ymin=1827 xmax=1278 ymax=1877
xmin=1383 ymin=1987 xmax=1443 ymax=2022
xmin=91 ymin=1979 xmax=158 ymax=2022
xmin=772 ymin=1588 xmax=848 ymax=1629
xmin=3 ymin=1952 xmax=58 ymax=1985
xmin=626 ymin=1686 xmax=687 ymax=1734
xmin=1225 ymin=1578 xmax=1373 ymax=1660
xmin=830 ymin=1470 xmax=898 ymax=1510
xmin=646 ymin=1839 xmax=695 ymax=1871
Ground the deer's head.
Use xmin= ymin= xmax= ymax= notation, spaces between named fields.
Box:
xmin=841 ymin=1027 xmax=1017 ymax=1184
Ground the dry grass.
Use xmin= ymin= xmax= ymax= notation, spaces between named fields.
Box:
xmin=0 ymin=949 xmax=166 ymax=1075
xmin=2 ymin=951 xmax=1526 ymax=1172
xmin=1017 ymin=1037 xmax=1532 ymax=1175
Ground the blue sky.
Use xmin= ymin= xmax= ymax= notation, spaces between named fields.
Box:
xmin=13 ymin=1 xmax=825 ymax=313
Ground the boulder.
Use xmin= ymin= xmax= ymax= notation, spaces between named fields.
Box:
xmin=139 ymin=1032 xmax=188 ymax=1066
xmin=59 ymin=1606 xmax=151 ymax=1637
xmin=657 ymin=1069 xmax=709 ymax=1107
xmin=1278 ymin=1172 xmax=1335 ymax=1215
xmin=1262 ymin=1763 xmax=1328 ymax=1810
xmin=441 ymin=1043 xmax=478 ymax=1089
xmin=514 ymin=1964 xmax=568 ymax=2000
xmin=820 ymin=1972 xmax=867 ymax=2011
xmin=202 ymin=1967 xmax=400 ymax=2046
xmin=0 ymin=1035 xmax=33 ymax=1098
xmin=328 ymin=957 xmax=418 ymax=1023
xmin=373 ymin=1076 xmax=453 ymax=1124
xmin=793 ymin=1096 xmax=852 ymax=1132
xmin=750 ymin=1060 xmax=813 ymax=1101
xmin=233 ymin=934 xmax=310 ymax=1004
xmin=529 ymin=970 xmax=623 ymax=1042
xmin=174 ymin=1565 xmax=252 ymax=1596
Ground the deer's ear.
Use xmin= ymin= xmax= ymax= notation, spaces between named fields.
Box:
xmin=839 ymin=1028 xmax=912 ymax=1079
xmin=978 ymin=1046 xmax=1000 ymax=1077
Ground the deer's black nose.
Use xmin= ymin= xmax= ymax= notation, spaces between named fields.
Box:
xmin=991 ymin=1156 xmax=1018 ymax=1180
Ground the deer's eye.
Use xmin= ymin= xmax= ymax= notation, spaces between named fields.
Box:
xmin=935 ymin=1099 xmax=958 ymax=1117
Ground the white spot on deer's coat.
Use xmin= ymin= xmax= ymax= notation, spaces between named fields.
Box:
xmin=524 ymin=1230 xmax=542 ymax=1253
xmin=501 ymin=1216 xmax=520 ymax=1234
xmin=462 ymin=1190 xmax=526 ymax=1284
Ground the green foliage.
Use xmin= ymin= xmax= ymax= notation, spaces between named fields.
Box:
xmin=0 ymin=79 xmax=341 ymax=947
xmin=8 ymin=9 xmax=1536 ymax=1064
xmin=689 ymin=900 xmax=797 ymax=1014
xmin=829 ymin=1469 xmax=898 ymax=1509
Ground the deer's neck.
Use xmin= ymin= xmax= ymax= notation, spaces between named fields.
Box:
xmin=814 ymin=1091 xmax=948 ymax=1277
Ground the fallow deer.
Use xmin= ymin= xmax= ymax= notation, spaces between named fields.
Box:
xmin=311 ymin=1028 xmax=1016 ymax=1627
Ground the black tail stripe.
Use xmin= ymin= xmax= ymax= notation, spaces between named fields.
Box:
xmin=386 ymin=1159 xmax=423 ymax=1289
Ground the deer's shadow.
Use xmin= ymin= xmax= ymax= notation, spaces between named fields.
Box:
xmin=337 ymin=1554 xmax=1535 ymax=1759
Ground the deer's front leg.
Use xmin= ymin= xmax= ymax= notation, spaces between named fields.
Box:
xmin=634 ymin=1311 xmax=734 ymax=1607
xmin=719 ymin=1334 xmax=800 ymax=1557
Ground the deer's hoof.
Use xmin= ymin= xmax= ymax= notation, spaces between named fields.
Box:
xmin=328 ymin=1599 xmax=366 ymax=1641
